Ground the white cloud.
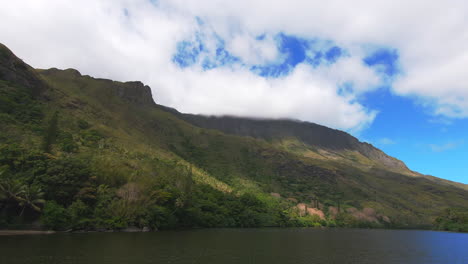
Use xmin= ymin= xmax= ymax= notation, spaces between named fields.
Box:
xmin=314 ymin=56 xmax=381 ymax=94
xmin=428 ymin=117 xmax=453 ymax=126
xmin=377 ymin=138 xmax=396 ymax=145
xmin=1 ymin=0 xmax=467 ymax=132
xmin=165 ymin=63 xmax=377 ymax=132
xmin=227 ymin=34 xmax=280 ymax=65
xmin=165 ymin=0 xmax=468 ymax=118
xmin=429 ymin=141 xmax=464 ymax=152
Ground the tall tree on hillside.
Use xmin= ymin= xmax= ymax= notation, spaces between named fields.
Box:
xmin=42 ymin=111 xmax=59 ymax=153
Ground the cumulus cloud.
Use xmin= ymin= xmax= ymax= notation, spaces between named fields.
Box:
xmin=1 ymin=0 xmax=467 ymax=132
xmin=227 ymin=34 xmax=279 ymax=65
xmin=165 ymin=63 xmax=377 ymax=132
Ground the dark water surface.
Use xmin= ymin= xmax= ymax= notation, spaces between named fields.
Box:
xmin=0 ymin=228 xmax=467 ymax=264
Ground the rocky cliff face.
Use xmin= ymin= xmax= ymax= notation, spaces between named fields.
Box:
xmin=0 ymin=43 xmax=47 ymax=95
xmin=114 ymin=81 xmax=155 ymax=106
xmin=39 ymin=67 xmax=156 ymax=107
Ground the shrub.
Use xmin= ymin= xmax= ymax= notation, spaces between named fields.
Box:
xmin=41 ymin=201 xmax=69 ymax=230
xmin=68 ymin=200 xmax=91 ymax=229
xmin=77 ymin=119 xmax=90 ymax=130
xmin=36 ymin=157 xmax=91 ymax=206
xmin=59 ymin=132 xmax=78 ymax=153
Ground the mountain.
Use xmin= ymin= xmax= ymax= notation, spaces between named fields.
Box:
xmin=0 ymin=43 xmax=467 ymax=231
xmin=170 ymin=113 xmax=468 ymax=191
xmin=163 ymin=110 xmax=411 ymax=173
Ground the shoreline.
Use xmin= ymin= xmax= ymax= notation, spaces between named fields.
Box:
xmin=0 ymin=226 xmax=152 ymax=236
xmin=1 ymin=226 xmax=463 ymax=236
xmin=0 ymin=230 xmax=56 ymax=236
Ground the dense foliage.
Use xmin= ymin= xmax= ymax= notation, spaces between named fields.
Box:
xmin=0 ymin=144 xmax=334 ymax=230
xmin=434 ymin=208 xmax=468 ymax=232
xmin=0 ymin=46 xmax=467 ymax=232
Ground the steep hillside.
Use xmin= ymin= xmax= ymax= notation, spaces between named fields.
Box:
xmin=163 ymin=110 xmax=467 ymax=191
xmin=1 ymin=43 xmax=467 ymax=231
xmin=164 ymin=113 xmax=411 ymax=173
xmin=0 ymin=44 xmax=46 ymax=96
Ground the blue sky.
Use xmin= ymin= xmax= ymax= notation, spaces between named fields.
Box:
xmin=2 ymin=0 xmax=467 ymax=183
xmin=171 ymin=29 xmax=468 ymax=183
xmin=361 ymin=88 xmax=468 ymax=183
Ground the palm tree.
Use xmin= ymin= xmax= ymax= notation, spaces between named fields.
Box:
xmin=0 ymin=179 xmax=26 ymax=203
xmin=19 ymin=185 xmax=45 ymax=215
xmin=0 ymin=178 xmax=44 ymax=215
xmin=0 ymin=168 xmax=8 ymax=201
xmin=0 ymin=179 xmax=26 ymax=217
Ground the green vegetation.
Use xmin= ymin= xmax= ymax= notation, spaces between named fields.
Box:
xmin=0 ymin=142 xmax=339 ymax=230
xmin=0 ymin=44 xmax=467 ymax=231
xmin=434 ymin=208 xmax=468 ymax=232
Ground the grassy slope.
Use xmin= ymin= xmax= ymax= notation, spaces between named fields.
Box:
xmin=175 ymin=113 xmax=468 ymax=193
xmin=0 ymin=42 xmax=466 ymax=228
xmin=33 ymin=67 xmax=468 ymax=226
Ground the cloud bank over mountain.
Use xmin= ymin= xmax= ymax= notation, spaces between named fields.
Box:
xmin=2 ymin=0 xmax=468 ymax=132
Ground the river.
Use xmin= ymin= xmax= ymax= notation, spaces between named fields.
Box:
xmin=0 ymin=228 xmax=467 ymax=264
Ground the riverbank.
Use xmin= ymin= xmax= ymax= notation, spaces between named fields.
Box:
xmin=0 ymin=226 xmax=153 ymax=236
xmin=0 ymin=230 xmax=56 ymax=236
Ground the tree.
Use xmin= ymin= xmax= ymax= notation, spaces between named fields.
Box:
xmin=59 ymin=132 xmax=78 ymax=153
xmin=42 ymin=111 xmax=59 ymax=153
xmin=0 ymin=179 xmax=26 ymax=205
xmin=19 ymin=185 xmax=45 ymax=215
xmin=434 ymin=208 xmax=468 ymax=232
xmin=332 ymin=191 xmax=344 ymax=212
xmin=41 ymin=201 xmax=69 ymax=230
xmin=36 ymin=157 xmax=91 ymax=206
xmin=67 ymin=200 xmax=91 ymax=229
xmin=0 ymin=175 xmax=44 ymax=216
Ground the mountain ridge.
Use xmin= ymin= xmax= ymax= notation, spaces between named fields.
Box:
xmin=158 ymin=107 xmax=467 ymax=191
xmin=36 ymin=60 xmax=413 ymax=178
xmin=28 ymin=49 xmax=468 ymax=190
xmin=1 ymin=42 xmax=467 ymax=231
xmin=2 ymin=40 xmax=463 ymax=191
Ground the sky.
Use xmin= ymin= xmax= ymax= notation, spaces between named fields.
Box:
xmin=0 ymin=0 xmax=467 ymax=183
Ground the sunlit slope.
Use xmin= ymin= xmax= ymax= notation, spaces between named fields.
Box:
xmin=1 ymin=42 xmax=467 ymax=227
xmin=169 ymin=113 xmax=467 ymax=191
xmin=38 ymin=66 xmax=467 ymax=225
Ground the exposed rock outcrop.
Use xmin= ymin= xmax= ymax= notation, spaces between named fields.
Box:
xmin=296 ymin=203 xmax=325 ymax=219
xmin=40 ymin=66 xmax=156 ymax=107
xmin=114 ymin=81 xmax=155 ymax=106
